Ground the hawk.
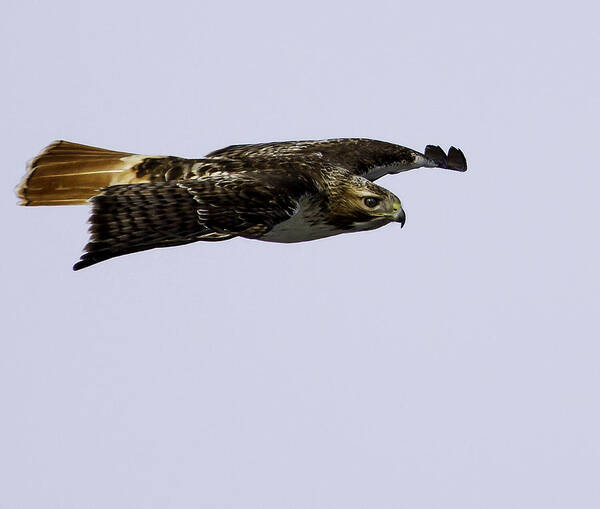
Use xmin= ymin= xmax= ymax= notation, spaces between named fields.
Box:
xmin=16 ymin=138 xmax=467 ymax=270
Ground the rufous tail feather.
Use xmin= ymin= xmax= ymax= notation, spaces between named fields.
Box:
xmin=16 ymin=140 xmax=163 ymax=206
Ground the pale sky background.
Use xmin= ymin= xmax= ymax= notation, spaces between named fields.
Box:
xmin=1 ymin=0 xmax=599 ymax=507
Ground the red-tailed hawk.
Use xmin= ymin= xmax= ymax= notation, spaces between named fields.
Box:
xmin=16 ymin=138 xmax=467 ymax=270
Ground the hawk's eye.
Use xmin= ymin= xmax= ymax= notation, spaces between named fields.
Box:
xmin=363 ymin=197 xmax=380 ymax=208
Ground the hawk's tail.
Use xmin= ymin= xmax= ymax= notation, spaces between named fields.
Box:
xmin=16 ymin=140 xmax=164 ymax=206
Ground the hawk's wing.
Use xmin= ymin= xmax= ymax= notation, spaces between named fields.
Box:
xmin=205 ymin=138 xmax=467 ymax=182
xmin=178 ymin=172 xmax=302 ymax=237
xmin=359 ymin=144 xmax=467 ymax=181
xmin=74 ymin=171 xmax=307 ymax=270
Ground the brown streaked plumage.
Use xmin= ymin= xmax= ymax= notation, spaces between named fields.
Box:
xmin=16 ymin=138 xmax=467 ymax=270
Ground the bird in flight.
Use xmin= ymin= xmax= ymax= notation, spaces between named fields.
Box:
xmin=16 ymin=138 xmax=467 ymax=270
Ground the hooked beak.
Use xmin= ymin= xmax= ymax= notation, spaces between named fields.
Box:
xmin=395 ymin=208 xmax=406 ymax=228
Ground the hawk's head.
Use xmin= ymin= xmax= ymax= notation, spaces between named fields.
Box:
xmin=327 ymin=175 xmax=405 ymax=233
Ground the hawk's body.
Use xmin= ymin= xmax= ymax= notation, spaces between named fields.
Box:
xmin=16 ymin=138 xmax=467 ymax=270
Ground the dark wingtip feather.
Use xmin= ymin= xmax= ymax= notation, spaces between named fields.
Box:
xmin=424 ymin=145 xmax=448 ymax=168
xmin=73 ymin=260 xmax=88 ymax=271
xmin=424 ymin=145 xmax=467 ymax=172
xmin=73 ymin=250 xmax=108 ymax=270
xmin=73 ymin=244 xmax=112 ymax=270
xmin=447 ymin=146 xmax=467 ymax=171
